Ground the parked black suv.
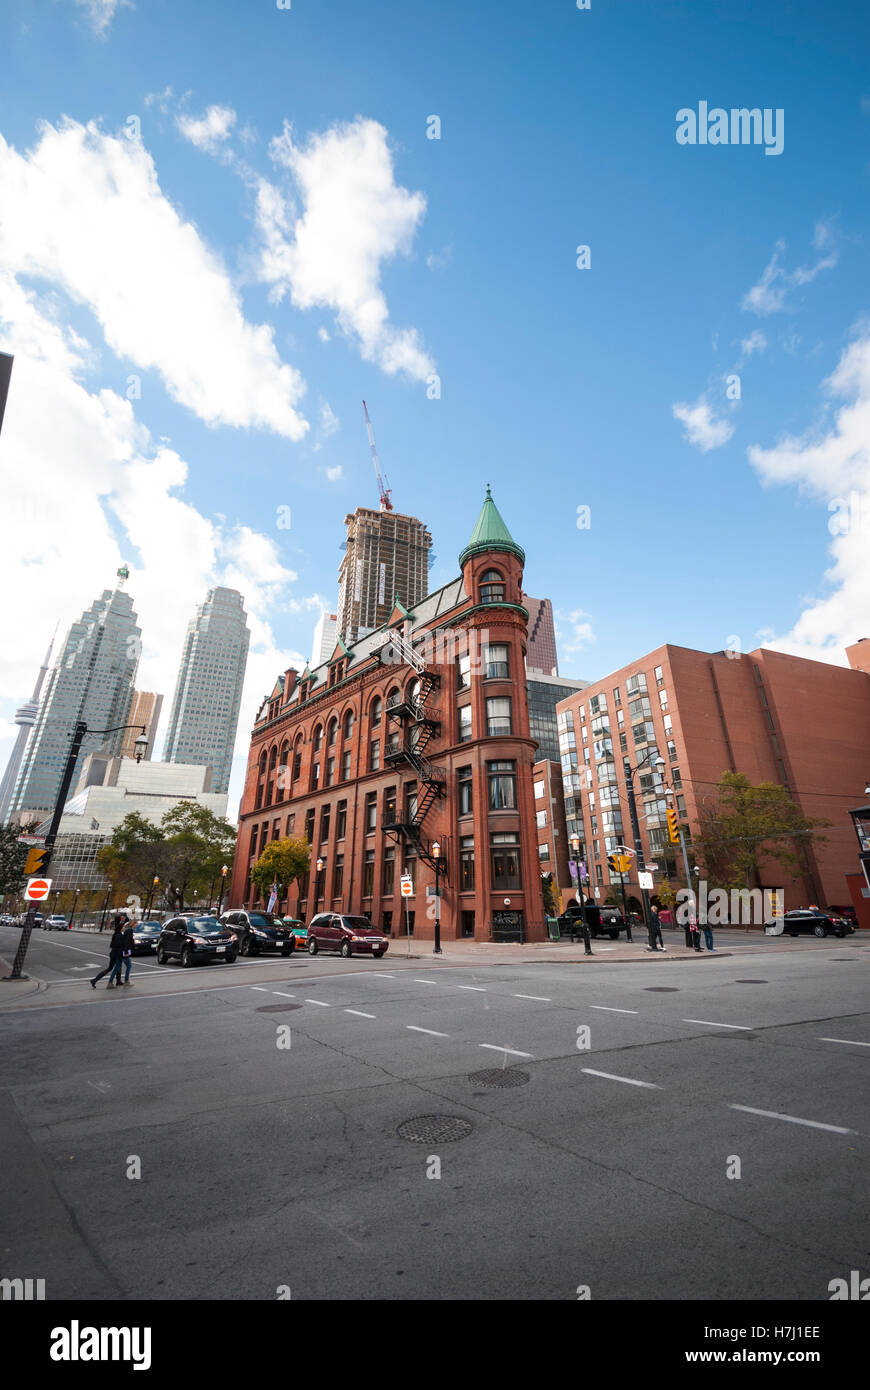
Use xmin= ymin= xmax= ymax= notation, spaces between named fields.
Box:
xmin=782 ymin=910 xmax=848 ymax=939
xmin=219 ymin=910 xmax=296 ymax=957
xmin=157 ymin=916 xmax=238 ymax=966
xmin=557 ymin=903 xmax=626 ymax=940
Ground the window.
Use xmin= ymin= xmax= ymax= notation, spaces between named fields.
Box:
xmin=594 ymin=738 xmax=613 ymax=763
xmin=327 ymin=718 xmax=338 ymax=747
xmin=325 ymin=756 xmax=335 ymax=787
xmin=626 ymin=673 xmax=648 ymax=695
xmin=484 ymin=643 xmax=510 ymax=679
xmin=402 ymin=850 xmax=417 ymax=892
xmin=292 ymin=746 xmax=302 ymax=783
xmin=343 ymin=710 xmax=354 ymax=741
xmin=458 ymin=705 xmax=472 ymax=742
xmin=663 ymin=714 xmax=673 ymax=734
xmin=383 ymin=786 xmax=397 ymax=825
xmin=362 ymin=850 xmax=375 ymax=897
xmin=456 ymin=652 xmax=471 ymax=690
xmin=341 ymin=750 xmax=352 ymax=781
xmin=304 ymin=809 xmax=315 ymax=844
xmin=404 ymin=783 xmax=418 ymax=823
xmin=285 ymin=813 xmax=295 ymax=836
xmin=667 ymin=739 xmax=678 ymax=763
xmin=654 ymin=665 xmax=664 ymax=686
xmin=658 ymin=689 xmax=668 ymax=711
xmin=312 ymin=761 xmax=321 ymax=789
xmin=632 ymin=720 xmax=656 ymax=747
xmin=538 ymin=842 xmax=550 ymax=860
xmin=319 ymin=805 xmax=330 ymax=845
xmin=536 ymin=809 xmax=548 ymax=828
xmin=459 ymin=836 xmax=475 ymax=891
xmin=588 ymin=692 xmax=607 ymax=716
xmin=370 ymin=739 xmax=381 ymax=772
xmin=672 ymin=768 xmax=682 ymax=790
xmin=480 ymin=569 xmax=505 ymax=603
xmin=365 ymin=792 xmax=377 ymax=833
xmin=458 ymin=766 xmax=473 ymax=816
xmin=629 ymin=696 xmax=652 ymax=721
xmin=386 ymin=729 xmax=400 ymax=757
xmin=534 ymin=779 xmax=545 ymax=800
xmin=488 ymin=759 xmax=517 ymax=810
xmin=313 ymin=725 xmax=323 ymax=753
xmin=486 ymin=697 xmax=512 ymax=736
xmin=677 ymin=794 xmax=687 ymax=816
xmin=332 ymin=856 xmax=344 ymax=898
xmin=370 ymin=696 xmax=382 ymax=727
xmin=336 ymin=802 xmax=347 ymax=840
xmin=382 ymin=848 xmax=395 ymax=895
xmin=491 ymin=833 xmax=521 ymax=889
xmin=613 ymin=687 xmax=622 ymax=707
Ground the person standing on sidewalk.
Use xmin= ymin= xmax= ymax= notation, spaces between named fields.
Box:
xmin=689 ymin=914 xmax=703 ymax=952
xmin=702 ymin=920 xmax=715 ymax=951
xmin=581 ymin=897 xmax=598 ymax=956
xmin=120 ymin=917 xmax=135 ymax=985
xmin=91 ymin=924 xmax=125 ymax=989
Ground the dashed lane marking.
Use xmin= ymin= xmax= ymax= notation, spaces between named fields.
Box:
xmin=590 ymin=1005 xmax=639 ymax=1014
xmin=582 ymin=1069 xmax=662 ymax=1089
xmin=272 ymin=991 xmax=297 ymax=999
xmin=818 ymin=1037 xmax=870 ymax=1048
xmin=513 ymin=994 xmax=551 ymax=1002
xmin=456 ymin=985 xmax=486 ymax=992
xmin=407 ymin=1025 xmax=449 ymax=1037
xmin=683 ymin=1019 xmax=753 ymax=1030
xmin=304 ymin=999 xmax=331 ymax=1007
xmin=479 ymin=1044 xmax=533 ymax=1059
xmin=729 ymin=1104 xmax=854 ymax=1134
xmin=345 ymin=1009 xmax=376 ymax=1019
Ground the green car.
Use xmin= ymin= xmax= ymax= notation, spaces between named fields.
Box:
xmin=281 ymin=918 xmax=307 ymax=951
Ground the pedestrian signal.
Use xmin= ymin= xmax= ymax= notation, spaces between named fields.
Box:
xmin=666 ymin=809 xmax=680 ymax=844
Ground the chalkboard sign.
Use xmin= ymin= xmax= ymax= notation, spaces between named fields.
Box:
xmin=493 ymin=910 xmax=521 ymax=927
xmin=492 ymin=910 xmax=524 ymax=943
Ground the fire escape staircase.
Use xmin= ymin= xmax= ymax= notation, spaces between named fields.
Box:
xmin=380 ymin=664 xmax=444 ymax=869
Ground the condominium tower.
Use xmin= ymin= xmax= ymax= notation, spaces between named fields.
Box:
xmin=337 ymin=507 xmax=432 ymax=644
xmin=8 ymin=580 xmax=140 ymax=819
xmin=163 ymin=587 xmax=250 ymax=796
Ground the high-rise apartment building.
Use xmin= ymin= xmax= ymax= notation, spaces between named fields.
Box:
xmin=555 ymin=642 xmax=870 ymax=913
xmin=0 ymin=629 xmax=56 ymax=823
xmin=337 ymin=507 xmax=432 ymax=644
xmin=523 ymin=594 xmax=559 ymax=675
xmin=163 ymin=587 xmax=250 ymax=796
xmin=8 ymin=581 xmax=140 ymax=820
xmin=120 ymin=691 xmax=162 ymax=761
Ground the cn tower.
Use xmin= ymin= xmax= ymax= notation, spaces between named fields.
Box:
xmin=0 ymin=628 xmax=56 ymax=824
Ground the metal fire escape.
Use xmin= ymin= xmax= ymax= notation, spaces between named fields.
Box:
xmin=376 ymin=632 xmax=444 ymax=868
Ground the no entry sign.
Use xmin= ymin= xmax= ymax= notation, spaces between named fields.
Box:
xmin=25 ymin=877 xmax=52 ymax=900
xmin=400 ymin=876 xmax=413 ymax=897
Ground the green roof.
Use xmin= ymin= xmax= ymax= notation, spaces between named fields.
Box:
xmin=458 ymin=485 xmax=525 ymax=568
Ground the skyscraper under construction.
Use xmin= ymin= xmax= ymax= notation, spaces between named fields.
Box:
xmin=337 ymin=507 xmax=432 ymax=644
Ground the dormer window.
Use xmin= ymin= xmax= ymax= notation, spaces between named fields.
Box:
xmin=480 ymin=569 xmax=505 ymax=604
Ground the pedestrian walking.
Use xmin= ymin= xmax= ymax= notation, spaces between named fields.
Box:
xmin=120 ymin=918 xmax=135 ymax=985
xmin=91 ymin=923 xmax=125 ymax=989
xmin=645 ymin=903 xmax=665 ymax=951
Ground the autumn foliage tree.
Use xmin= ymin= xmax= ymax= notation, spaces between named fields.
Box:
xmin=696 ymin=771 xmax=828 ymax=892
xmin=250 ymin=836 xmax=311 ymax=908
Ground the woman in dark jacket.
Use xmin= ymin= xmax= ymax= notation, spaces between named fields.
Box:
xmin=91 ymin=924 xmax=125 ymax=988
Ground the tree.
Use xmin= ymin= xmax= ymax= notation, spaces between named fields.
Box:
xmin=696 ymin=771 xmax=828 ymax=892
xmin=251 ymin=836 xmax=311 ymax=905
xmin=97 ymin=813 xmax=167 ymax=901
xmin=160 ymin=804 xmax=237 ymax=909
xmin=0 ymin=822 xmax=39 ymax=898
xmin=540 ymin=873 xmax=557 ymax=916
xmin=656 ymin=881 xmax=677 ymax=909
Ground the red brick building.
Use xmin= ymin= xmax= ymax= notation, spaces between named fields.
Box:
xmin=230 ymin=489 xmax=547 ymax=942
xmin=555 ymin=643 xmax=870 ymax=914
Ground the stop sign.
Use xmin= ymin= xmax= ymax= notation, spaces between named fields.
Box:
xmin=25 ymin=877 xmax=52 ymax=900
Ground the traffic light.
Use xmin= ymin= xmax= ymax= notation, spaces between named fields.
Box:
xmin=24 ymin=845 xmax=49 ymax=875
xmin=608 ymin=852 xmax=630 ymax=874
xmin=666 ymin=809 xmax=680 ymax=844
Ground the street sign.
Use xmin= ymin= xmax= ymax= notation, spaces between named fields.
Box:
xmin=17 ymin=835 xmax=46 ymax=847
xmin=646 ymin=862 xmax=659 ymax=870
xmin=25 ymin=877 xmax=52 ymax=900
xmin=638 ymin=871 xmax=654 ymax=891
xmin=400 ymin=876 xmax=413 ymax=898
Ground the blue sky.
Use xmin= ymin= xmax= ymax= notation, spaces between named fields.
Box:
xmin=2 ymin=0 xmax=869 ymax=816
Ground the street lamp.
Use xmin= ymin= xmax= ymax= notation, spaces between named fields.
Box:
xmin=432 ymin=840 xmax=443 ymax=956
xmin=623 ymin=748 xmax=666 ymax=950
xmin=146 ymin=876 xmax=160 ymax=918
xmin=68 ymin=886 xmax=82 ymax=930
xmin=569 ymin=832 xmax=591 ymax=941
xmin=216 ymin=865 xmax=229 ymax=918
xmin=3 ymin=719 xmax=147 ymax=981
xmin=315 ymin=857 xmax=324 ymax=909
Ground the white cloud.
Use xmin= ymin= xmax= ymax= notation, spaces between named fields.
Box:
xmin=317 ymin=326 xmax=331 ymax=342
xmin=555 ymin=609 xmax=597 ymax=657
xmin=746 ymin=331 xmax=870 ymax=661
xmin=256 ymin=117 xmax=435 ymax=381
xmin=74 ymin=0 xmax=130 ymax=38
xmin=742 ymin=228 xmax=838 ymax=316
xmin=672 ymin=397 xmax=735 ymax=452
xmin=740 ymin=330 xmax=767 ymax=357
xmin=319 ymin=401 xmax=340 ymax=438
xmin=176 ymin=105 xmax=237 ymax=154
xmin=0 ymin=119 xmax=308 ymax=439
xmin=325 ymin=465 xmax=343 ymax=482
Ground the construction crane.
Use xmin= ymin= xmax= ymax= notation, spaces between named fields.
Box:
xmin=362 ymin=400 xmax=393 ymax=511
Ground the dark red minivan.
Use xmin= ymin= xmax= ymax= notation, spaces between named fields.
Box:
xmin=306 ymin=914 xmax=390 ymax=959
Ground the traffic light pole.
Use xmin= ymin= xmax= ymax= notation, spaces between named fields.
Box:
xmin=618 ymin=868 xmax=632 ymax=942
xmin=623 ymin=757 xmax=656 ymax=950
xmin=3 ymin=720 xmax=88 ymax=981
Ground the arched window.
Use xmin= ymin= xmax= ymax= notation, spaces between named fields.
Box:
xmin=343 ymin=708 xmax=355 ymax=741
xmin=327 ymin=718 xmax=338 ymax=747
xmin=266 ymin=745 xmax=277 ymax=806
xmin=276 ymin=740 xmax=290 ymax=802
xmin=313 ymin=725 xmax=323 ymax=753
xmin=480 ymin=569 xmax=505 ymax=604
xmin=370 ymin=695 xmax=382 ymax=727
xmin=292 ymin=734 xmax=303 ymax=784
xmin=255 ymin=749 xmax=268 ymax=810
xmin=386 ymin=685 xmax=400 ymax=714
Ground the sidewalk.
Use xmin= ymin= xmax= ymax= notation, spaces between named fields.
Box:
xmin=0 ymin=954 xmax=45 ymax=997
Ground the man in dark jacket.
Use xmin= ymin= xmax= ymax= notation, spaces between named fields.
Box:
xmin=92 ymin=924 xmax=125 ymax=989
xmin=120 ymin=919 xmax=135 ymax=985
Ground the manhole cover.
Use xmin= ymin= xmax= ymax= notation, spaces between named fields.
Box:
xmin=256 ymin=1003 xmax=302 ymax=1012
xmin=397 ymin=1116 xmax=473 ymax=1144
xmin=468 ymin=1068 xmax=530 ymax=1088
xmin=734 ymin=979 xmax=768 ymax=984
xmin=644 ymin=986 xmax=679 ymax=992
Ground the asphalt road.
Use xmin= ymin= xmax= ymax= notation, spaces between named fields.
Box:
xmin=0 ymin=926 xmax=867 ymax=1301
